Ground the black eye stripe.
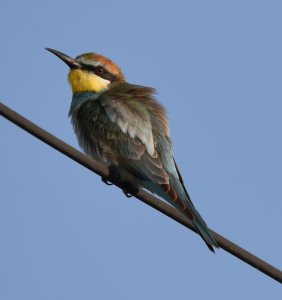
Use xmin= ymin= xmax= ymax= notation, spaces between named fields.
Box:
xmin=81 ymin=63 xmax=105 ymax=74
xmin=81 ymin=63 xmax=118 ymax=82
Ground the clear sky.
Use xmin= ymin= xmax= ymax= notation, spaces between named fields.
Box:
xmin=1 ymin=1 xmax=282 ymax=299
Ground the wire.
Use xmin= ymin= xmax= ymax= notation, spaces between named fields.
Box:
xmin=1 ymin=102 xmax=282 ymax=284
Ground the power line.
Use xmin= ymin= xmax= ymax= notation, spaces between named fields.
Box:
xmin=1 ymin=102 xmax=282 ymax=284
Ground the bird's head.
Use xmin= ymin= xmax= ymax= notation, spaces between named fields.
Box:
xmin=46 ymin=48 xmax=125 ymax=94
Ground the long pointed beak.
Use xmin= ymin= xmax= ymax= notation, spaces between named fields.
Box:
xmin=45 ymin=48 xmax=82 ymax=69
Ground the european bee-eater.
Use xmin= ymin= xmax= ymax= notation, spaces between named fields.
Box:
xmin=46 ymin=48 xmax=218 ymax=252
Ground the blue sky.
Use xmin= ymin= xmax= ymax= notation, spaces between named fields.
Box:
xmin=1 ymin=1 xmax=282 ymax=299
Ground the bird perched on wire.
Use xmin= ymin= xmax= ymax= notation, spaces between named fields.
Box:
xmin=46 ymin=48 xmax=218 ymax=252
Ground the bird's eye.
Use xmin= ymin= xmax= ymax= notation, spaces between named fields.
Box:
xmin=96 ymin=67 xmax=104 ymax=74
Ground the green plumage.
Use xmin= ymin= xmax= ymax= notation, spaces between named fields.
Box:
xmin=71 ymin=82 xmax=218 ymax=252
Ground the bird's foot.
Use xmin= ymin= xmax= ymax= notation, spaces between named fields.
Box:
xmin=101 ymin=169 xmax=138 ymax=198
xmin=123 ymin=191 xmax=133 ymax=198
xmin=101 ymin=177 xmax=113 ymax=186
xmin=102 ymin=166 xmax=120 ymax=186
xmin=121 ymin=182 xmax=139 ymax=198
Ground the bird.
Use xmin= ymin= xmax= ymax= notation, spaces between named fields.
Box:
xmin=46 ymin=48 xmax=218 ymax=252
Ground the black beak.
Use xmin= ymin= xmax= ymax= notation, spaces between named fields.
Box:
xmin=45 ymin=48 xmax=82 ymax=69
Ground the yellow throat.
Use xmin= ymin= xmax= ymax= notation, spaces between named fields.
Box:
xmin=68 ymin=69 xmax=110 ymax=94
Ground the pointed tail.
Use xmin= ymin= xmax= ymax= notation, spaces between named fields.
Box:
xmin=164 ymin=179 xmax=218 ymax=252
xmin=189 ymin=207 xmax=218 ymax=252
xmin=143 ymin=181 xmax=218 ymax=252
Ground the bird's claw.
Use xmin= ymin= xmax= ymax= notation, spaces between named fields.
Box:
xmin=123 ymin=191 xmax=133 ymax=198
xmin=102 ymin=176 xmax=138 ymax=198
xmin=101 ymin=177 xmax=113 ymax=186
xmin=121 ymin=182 xmax=138 ymax=198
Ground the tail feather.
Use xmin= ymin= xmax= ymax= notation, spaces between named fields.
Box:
xmin=143 ymin=180 xmax=218 ymax=252
xmin=169 ymin=175 xmax=218 ymax=252
xmin=190 ymin=208 xmax=218 ymax=252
